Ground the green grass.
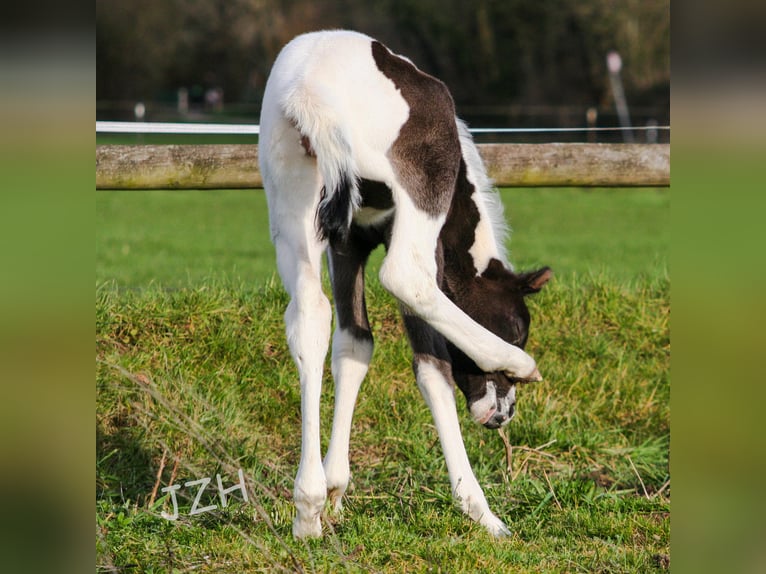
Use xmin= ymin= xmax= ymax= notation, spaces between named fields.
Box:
xmin=96 ymin=188 xmax=668 ymax=289
xmin=96 ymin=188 xmax=669 ymax=572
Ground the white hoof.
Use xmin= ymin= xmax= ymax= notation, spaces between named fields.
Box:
xmin=480 ymin=514 xmax=511 ymax=538
xmin=525 ymin=366 xmax=543 ymax=382
xmin=327 ymin=487 xmax=345 ymax=515
xmin=292 ymin=514 xmax=323 ymax=539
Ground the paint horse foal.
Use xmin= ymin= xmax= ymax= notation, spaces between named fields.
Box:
xmin=259 ymin=30 xmax=551 ymax=538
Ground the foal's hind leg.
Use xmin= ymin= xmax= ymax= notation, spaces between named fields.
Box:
xmin=263 ymin=122 xmax=332 ymax=538
xmin=280 ymin=240 xmax=331 ymax=539
xmin=324 ymin=239 xmax=375 ymax=513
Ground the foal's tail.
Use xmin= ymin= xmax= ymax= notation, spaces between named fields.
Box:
xmin=281 ymin=89 xmax=360 ymax=244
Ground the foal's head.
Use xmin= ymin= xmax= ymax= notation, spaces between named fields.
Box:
xmin=448 ymin=259 xmax=552 ymax=429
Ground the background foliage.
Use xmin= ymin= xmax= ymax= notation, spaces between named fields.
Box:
xmin=96 ymin=0 xmax=669 ymax=123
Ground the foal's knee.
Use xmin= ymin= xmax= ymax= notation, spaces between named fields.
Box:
xmin=379 ymin=259 xmax=440 ymax=319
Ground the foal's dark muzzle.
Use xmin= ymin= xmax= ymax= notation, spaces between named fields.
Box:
xmin=481 ymin=402 xmax=515 ymax=429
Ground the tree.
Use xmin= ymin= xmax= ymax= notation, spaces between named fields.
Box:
xmin=96 ymin=0 xmax=669 ymax=116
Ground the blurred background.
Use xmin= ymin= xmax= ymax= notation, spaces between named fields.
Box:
xmin=96 ymin=0 xmax=669 ymax=143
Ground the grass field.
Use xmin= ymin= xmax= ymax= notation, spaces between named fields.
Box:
xmin=96 ymin=187 xmax=669 ymax=572
xmin=96 ymin=188 xmax=667 ymax=288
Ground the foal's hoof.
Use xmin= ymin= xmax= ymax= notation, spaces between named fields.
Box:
xmin=293 ymin=515 xmax=323 ymax=539
xmin=505 ymin=365 xmax=543 ymax=383
xmin=327 ymin=487 xmax=345 ymax=515
xmin=481 ymin=515 xmax=512 ymax=538
xmin=524 ymin=367 xmax=543 ymax=382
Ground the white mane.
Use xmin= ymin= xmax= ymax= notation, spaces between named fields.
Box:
xmin=455 ymin=119 xmax=512 ymax=270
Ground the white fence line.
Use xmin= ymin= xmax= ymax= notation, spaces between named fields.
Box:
xmin=96 ymin=121 xmax=669 ymax=136
xmin=96 ymin=121 xmax=260 ymax=135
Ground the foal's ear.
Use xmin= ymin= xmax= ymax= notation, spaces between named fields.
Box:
xmin=519 ymin=266 xmax=552 ymax=295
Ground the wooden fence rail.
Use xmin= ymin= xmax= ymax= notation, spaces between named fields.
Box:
xmin=96 ymin=143 xmax=669 ymax=189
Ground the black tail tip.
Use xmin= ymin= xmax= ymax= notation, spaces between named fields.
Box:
xmin=316 ymin=175 xmax=356 ymax=244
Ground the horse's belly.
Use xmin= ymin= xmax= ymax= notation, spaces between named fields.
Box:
xmin=353 ymin=178 xmax=395 ymax=229
xmin=353 ymin=206 xmax=395 ymax=228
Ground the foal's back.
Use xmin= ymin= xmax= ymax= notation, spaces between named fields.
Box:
xmin=259 ymin=30 xmax=463 ymax=244
xmin=260 ymin=31 xmax=409 ymax=190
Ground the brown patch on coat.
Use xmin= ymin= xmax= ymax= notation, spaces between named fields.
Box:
xmin=371 ymin=40 xmax=460 ymax=217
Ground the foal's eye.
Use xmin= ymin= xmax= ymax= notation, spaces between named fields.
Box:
xmin=510 ymin=328 xmax=528 ymax=348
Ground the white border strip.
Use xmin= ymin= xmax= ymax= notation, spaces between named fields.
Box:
xmin=468 ymin=126 xmax=670 ymax=134
xmin=96 ymin=121 xmax=260 ymax=135
xmin=96 ymin=121 xmax=669 ymax=136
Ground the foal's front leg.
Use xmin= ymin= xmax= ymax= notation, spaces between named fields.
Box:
xmin=379 ymin=193 xmax=540 ymax=381
xmin=413 ymin=354 xmax=511 ymax=537
xmin=402 ymin=311 xmax=509 ymax=536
